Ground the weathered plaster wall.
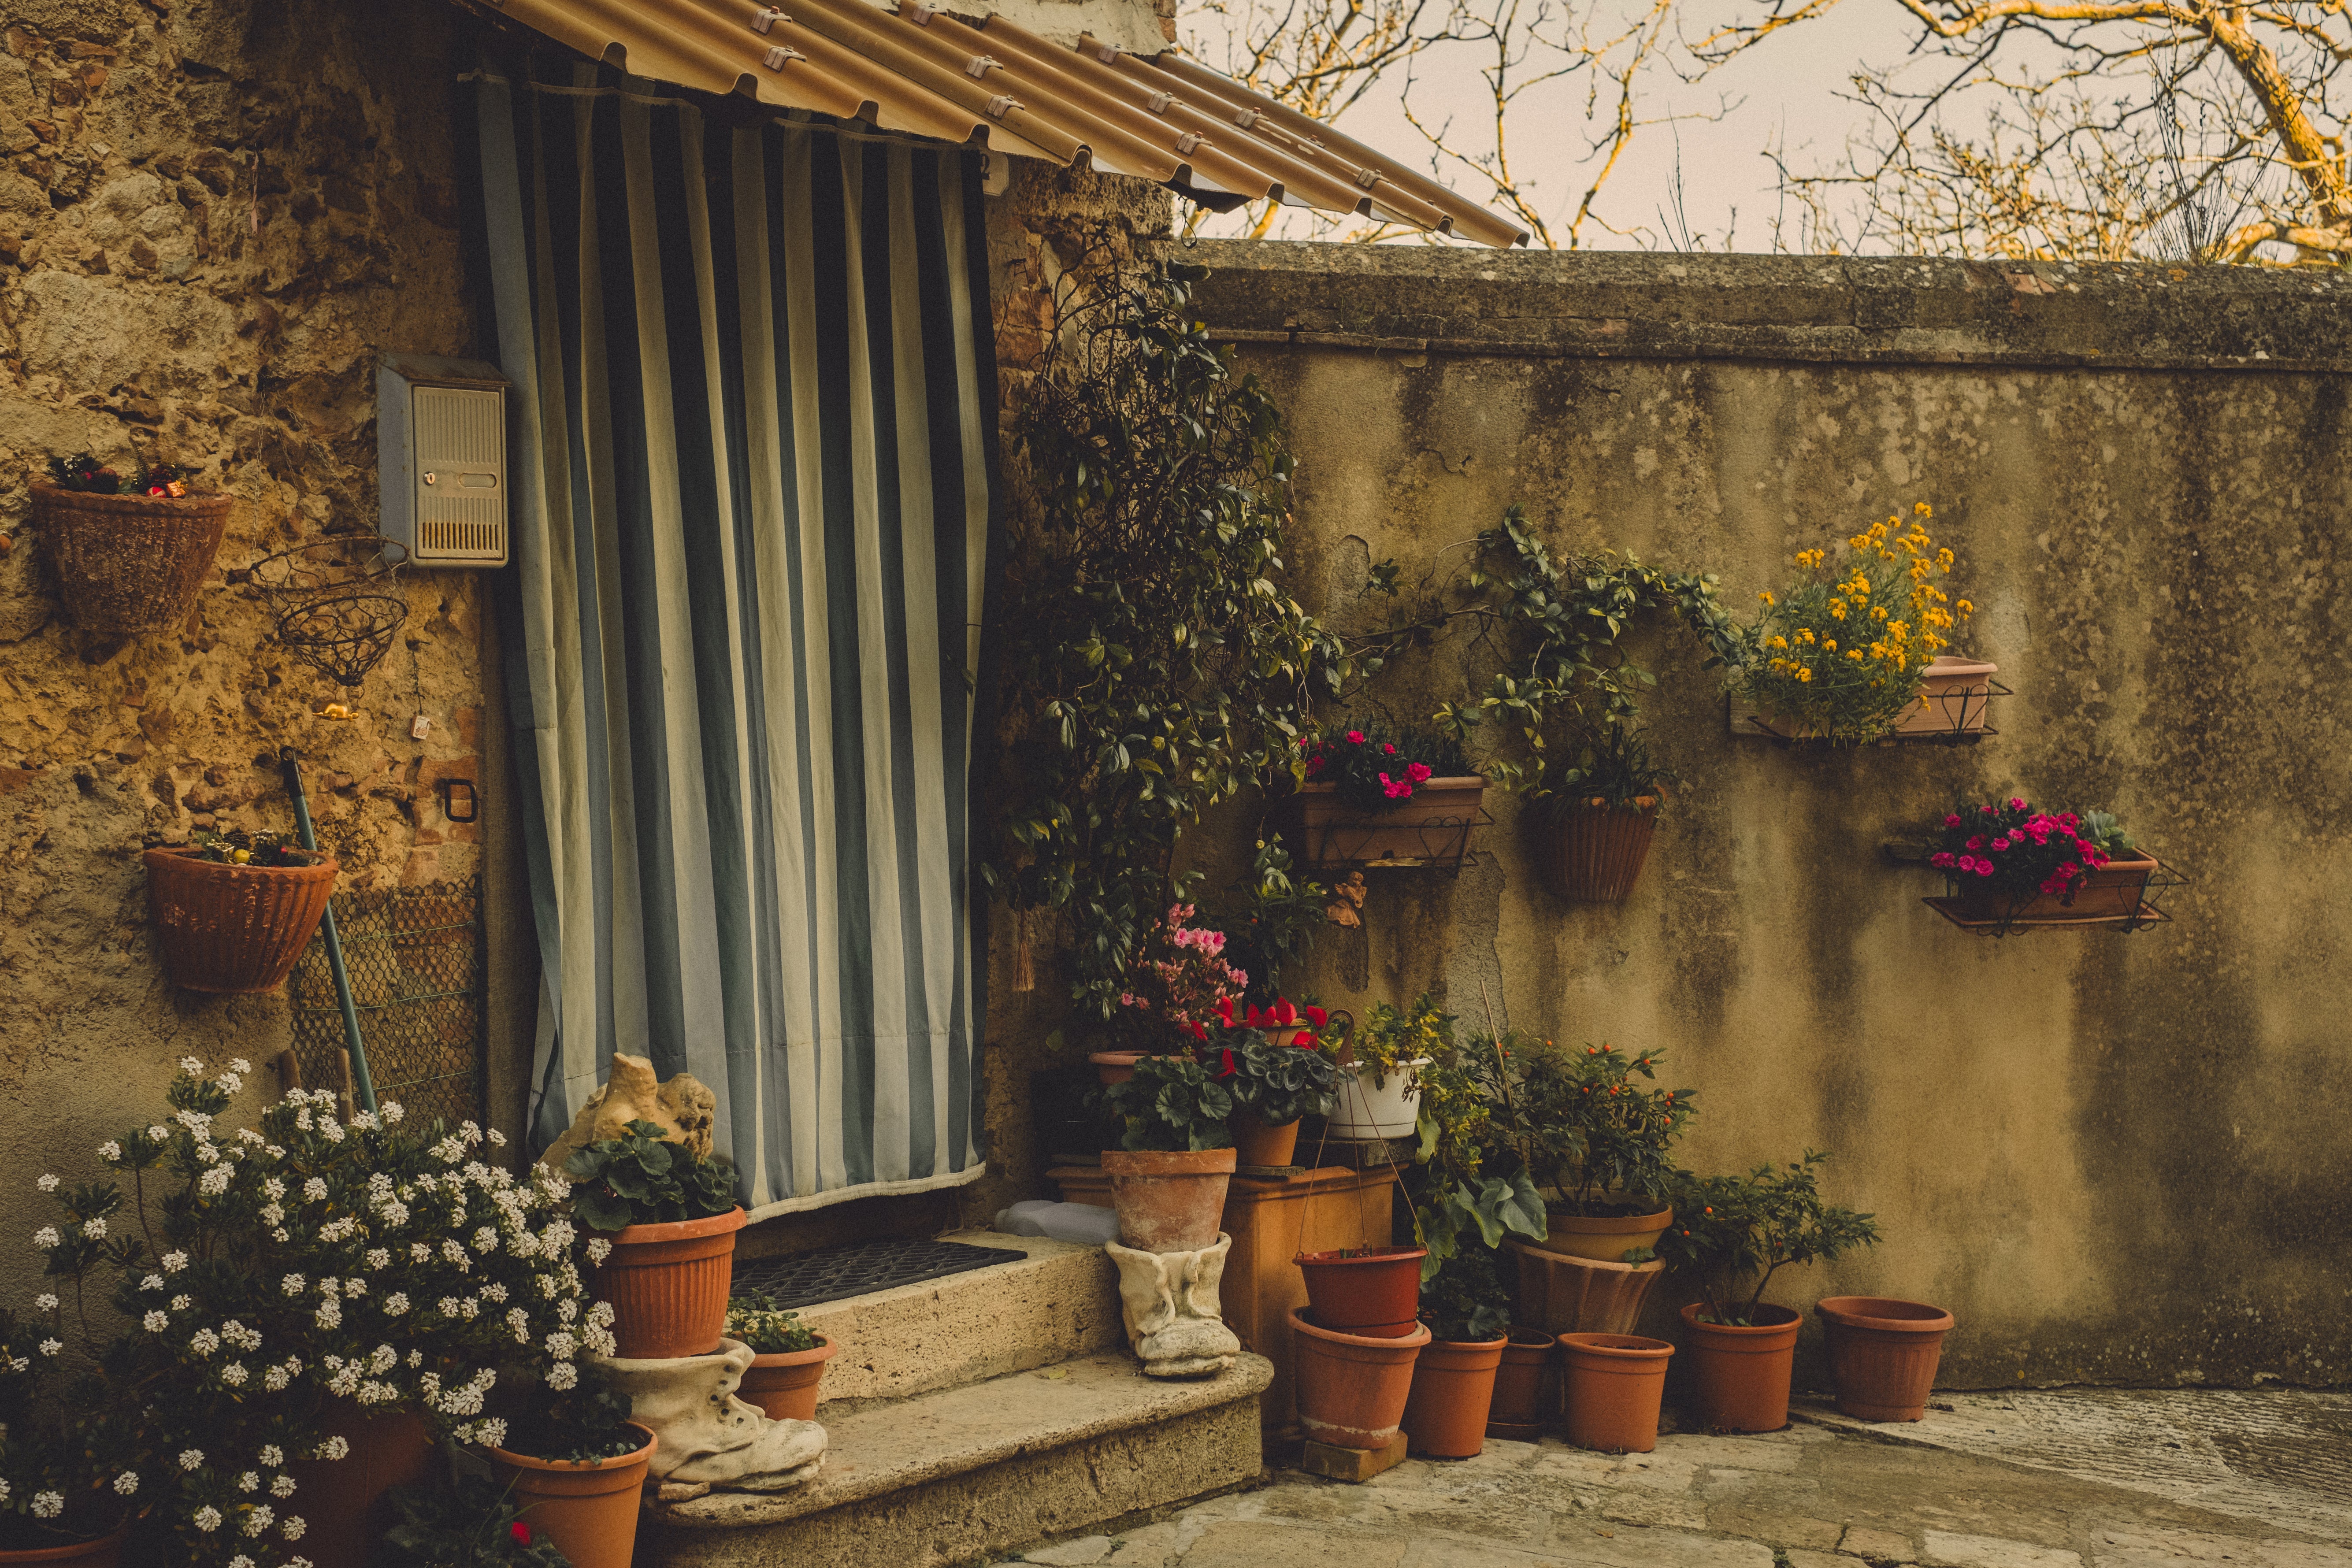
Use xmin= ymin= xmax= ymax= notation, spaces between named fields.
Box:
xmin=1182 ymin=243 xmax=2352 ymax=1389
xmin=0 ymin=0 xmax=504 ymax=1293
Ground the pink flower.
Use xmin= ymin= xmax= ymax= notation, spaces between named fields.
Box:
xmin=1944 ymin=814 xmax=1963 ymax=828
xmin=1380 ymin=774 xmax=1413 ymax=800
xmin=1966 ymin=836 xmax=1984 ymax=851
xmin=2009 ymin=797 xmax=2027 ymax=810
xmin=1345 ymin=730 xmax=1366 ymax=745
xmin=1975 ymin=861 xmax=1994 ymax=877
xmin=1305 ymin=756 xmax=1325 ymax=775
xmin=1406 ymin=762 xmax=1432 ymax=783
xmin=1930 ymin=852 xmax=1956 ymax=869
xmin=1383 ymin=743 xmax=1397 ymax=755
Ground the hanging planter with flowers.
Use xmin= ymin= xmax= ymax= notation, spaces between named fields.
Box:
xmin=31 ymin=453 xmax=231 ymax=641
xmin=1918 ymin=797 xmax=2180 ymax=935
xmin=142 ymin=828 xmax=338 ymax=993
xmin=1279 ymin=719 xmax=1489 ymax=871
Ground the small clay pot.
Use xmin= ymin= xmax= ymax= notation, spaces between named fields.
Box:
xmin=1540 ymin=1201 xmax=1673 ymax=1263
xmin=1559 ymin=1332 xmax=1674 ymax=1453
xmin=1295 ymin=1245 xmax=1428 ymax=1338
xmin=0 ymin=1526 xmax=129 ymax=1565
xmin=488 ymin=1423 xmax=657 ymax=1568
xmin=1232 ymin=1112 xmax=1301 ymax=1168
xmin=1486 ymin=1329 xmax=1561 ymax=1439
xmin=738 ymin=1336 xmax=839 ymax=1422
xmin=1816 ymin=1296 xmax=1954 ymax=1422
xmin=594 ymin=1207 xmax=747 ymax=1359
xmin=1088 ymin=1050 xmax=1146 ymax=1086
xmin=1401 ymin=1333 xmax=1509 ymax=1458
xmin=1102 ymin=1147 xmax=1237 ymax=1252
xmin=1291 ymin=1307 xmax=1431 ymax=1449
xmin=1679 ymin=1302 xmax=1800 ymax=1433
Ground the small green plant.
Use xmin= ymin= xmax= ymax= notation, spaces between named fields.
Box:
xmin=374 ymin=1472 xmax=572 ymax=1567
xmin=1096 ymin=1054 xmax=1235 ymax=1153
xmin=562 ymin=1118 xmax=738 ymax=1232
xmin=1417 ymin=1242 xmax=1512 ymax=1343
xmin=1484 ymin=1036 xmax=1694 ymax=1220
xmin=1655 ymin=1153 xmax=1882 ymax=1325
xmin=727 ymin=1290 xmax=821 ymax=1355
xmin=2078 ymin=808 xmax=2135 ymax=855
xmin=1530 ymin=718 xmax=1676 ymax=814
xmin=1399 ymin=1033 xmax=1544 ymax=1279
xmin=1220 ymin=1028 xmax=1340 ymax=1127
xmin=1341 ymin=993 xmax=1453 ymax=1090
xmin=159 ymin=826 xmax=314 ymax=867
xmin=46 ymin=451 xmax=192 ymax=497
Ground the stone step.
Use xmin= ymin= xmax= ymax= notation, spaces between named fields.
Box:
xmin=789 ymin=1229 xmax=1123 ymax=1408
xmin=643 ymin=1351 xmax=1275 ymax=1568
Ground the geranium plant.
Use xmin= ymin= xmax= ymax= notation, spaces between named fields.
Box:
xmin=1096 ymin=1055 xmax=1236 ymax=1153
xmin=1655 ymin=1153 xmax=1881 ymax=1325
xmin=561 ymin=1119 xmax=737 ymax=1232
xmin=1297 ymin=718 xmax=1473 ymax=812
xmin=1929 ymin=797 xmax=2134 ymax=902
xmin=1736 ymin=504 xmax=1974 ymax=743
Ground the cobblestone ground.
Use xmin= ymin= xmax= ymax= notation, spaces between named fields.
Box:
xmin=996 ymin=1393 xmax=2351 ymax=1568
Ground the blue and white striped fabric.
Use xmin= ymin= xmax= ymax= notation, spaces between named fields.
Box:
xmin=472 ymin=67 xmax=993 ymax=1216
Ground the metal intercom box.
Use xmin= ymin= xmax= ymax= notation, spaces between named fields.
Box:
xmin=378 ymin=355 xmax=510 ymax=567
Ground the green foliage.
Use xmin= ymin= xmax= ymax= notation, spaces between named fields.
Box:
xmin=562 ymin=1119 xmax=737 ymax=1232
xmin=727 ymin=1291 xmax=820 ymax=1356
xmin=1221 ymin=1030 xmax=1340 ymax=1127
xmin=1481 ymin=1036 xmax=1694 ymax=1217
xmin=1097 ymin=1055 xmax=1236 ymax=1153
xmin=1534 ymin=718 xmax=1676 ymax=817
xmin=2078 ymin=808 xmax=2135 ymax=855
xmin=1205 ymin=839 xmax=1329 ymax=1008
xmin=1401 ymin=1033 xmax=1545 ymax=1280
xmin=989 ymin=257 xmax=1348 ymax=1024
xmin=1655 ymin=1153 xmax=1882 ymax=1325
xmin=1342 ymin=993 xmax=1453 ymax=1090
xmin=1417 ymin=1242 xmax=1512 ymax=1344
xmin=46 ymin=452 xmax=190 ymax=497
xmin=495 ymin=1361 xmax=643 ymax=1465
xmin=374 ymin=1473 xmax=572 ymax=1568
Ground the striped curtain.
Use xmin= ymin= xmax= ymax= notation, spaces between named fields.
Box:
xmin=471 ymin=68 xmax=994 ymax=1216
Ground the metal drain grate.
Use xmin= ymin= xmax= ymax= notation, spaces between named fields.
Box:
xmin=731 ymin=1238 xmax=1025 ymax=1309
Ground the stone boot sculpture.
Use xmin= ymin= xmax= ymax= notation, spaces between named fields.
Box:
xmin=601 ymin=1338 xmax=827 ymax=1502
xmin=1105 ymin=1233 xmax=1242 ymax=1378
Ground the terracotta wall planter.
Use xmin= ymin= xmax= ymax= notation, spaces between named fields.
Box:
xmin=1508 ymin=1242 xmax=1665 ymax=1337
xmin=738 ymin=1335 xmax=839 ymax=1422
xmin=1486 ymin=1330 xmax=1561 ymax=1439
xmin=1233 ymin=1113 xmax=1301 ymax=1168
xmin=1104 ymin=1147 xmax=1236 ymax=1252
xmin=1893 ymin=656 xmax=1999 ymax=736
xmin=1400 ymin=1334 xmax=1508 ymax=1458
xmin=1541 ymin=1203 xmax=1673 ymax=1264
xmin=489 ymin=1423 xmax=657 ymax=1568
xmin=1559 ymin=1333 xmax=1674 ymax=1453
xmin=596 ymin=1207 xmax=746 ymax=1359
xmin=283 ymin=1407 xmax=435 ymax=1568
xmin=30 ymin=480 xmax=232 ymax=638
xmin=1296 ymin=1245 xmax=1427 ymax=1338
xmin=1535 ymin=800 xmax=1660 ymax=903
xmin=142 ymin=848 xmax=338 ymax=993
xmin=1291 ymin=1307 xmax=1430 ymax=1449
xmin=0 ymin=1527 xmax=128 ymax=1565
xmin=1679 ymin=1302 xmax=1800 ymax=1433
xmin=1954 ymin=851 xmax=2161 ymax=924
xmin=1816 ymin=1296 xmax=1953 ymax=1421
xmin=1281 ymin=777 xmax=1487 ymax=868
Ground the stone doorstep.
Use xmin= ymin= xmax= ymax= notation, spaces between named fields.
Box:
xmin=643 ymin=1352 xmax=1276 ymax=1568
xmin=790 ymin=1230 xmax=1124 ymax=1409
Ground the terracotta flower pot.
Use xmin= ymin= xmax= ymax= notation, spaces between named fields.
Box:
xmin=1233 ymin=1112 xmax=1301 ymax=1168
xmin=1680 ymin=1302 xmax=1800 ymax=1433
xmin=1296 ymin=1245 xmax=1428 ymax=1338
xmin=1541 ymin=1202 xmax=1673 ymax=1263
xmin=0 ymin=1526 xmax=129 ymax=1565
xmin=1508 ymin=1242 xmax=1666 ymax=1336
xmin=1559 ymin=1332 xmax=1674 ymax=1453
xmin=1102 ymin=1148 xmax=1237 ymax=1252
xmin=1894 ymin=656 xmax=1999 ymax=735
xmin=1486 ymin=1330 xmax=1561 ymax=1439
xmin=738 ymin=1336 xmax=839 ymax=1422
xmin=1401 ymin=1333 xmax=1509 ymax=1458
xmin=283 ymin=1407 xmax=436 ymax=1568
xmin=142 ymin=847 xmax=339 ymax=993
xmin=596 ymin=1207 xmax=747 ymax=1359
xmin=1089 ymin=1050 xmax=1146 ymax=1086
xmin=1284 ymin=777 xmax=1487 ymax=869
xmin=1816 ymin=1296 xmax=1954 ymax=1422
xmin=1291 ymin=1307 xmax=1431 ymax=1449
xmin=1954 ymin=851 xmax=2161 ymax=924
xmin=489 ymin=1423 xmax=657 ymax=1568
xmin=1536 ymin=799 xmax=1660 ymax=903
xmin=30 ymin=479 xmax=232 ymax=638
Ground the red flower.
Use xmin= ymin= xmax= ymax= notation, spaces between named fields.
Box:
xmin=1217 ymin=1049 xmax=1236 ymax=1078
xmin=1405 ymin=762 xmax=1432 ymax=783
xmin=1186 ymin=1021 xmax=1209 ymax=1041
xmin=1216 ymin=996 xmax=1236 ymax=1025
xmin=1268 ymin=998 xmax=1297 ymax=1026
xmin=511 ymin=1522 xmax=534 ymax=1546
xmin=1345 ymin=730 xmax=1366 ymax=745
xmin=1383 ymin=743 xmax=1397 ymax=754
xmin=1304 ymin=1005 xmax=1328 ymax=1029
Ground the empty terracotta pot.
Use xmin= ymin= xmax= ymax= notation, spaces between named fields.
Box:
xmin=1816 ymin=1296 xmax=1954 ymax=1421
xmin=1401 ymin=1333 xmax=1509 ymax=1458
xmin=738 ymin=1335 xmax=839 ymax=1422
xmin=1536 ymin=800 xmax=1660 ymax=903
xmin=1486 ymin=1330 xmax=1561 ymax=1439
xmin=1295 ymin=1245 xmax=1428 ymax=1338
xmin=1680 ymin=1302 xmax=1800 ymax=1433
xmin=1233 ymin=1112 xmax=1302 ymax=1168
xmin=594 ymin=1207 xmax=746 ymax=1359
xmin=489 ymin=1423 xmax=657 ymax=1568
xmin=1103 ymin=1148 xmax=1237 ymax=1252
xmin=1507 ymin=1242 xmax=1666 ymax=1336
xmin=1291 ymin=1307 xmax=1431 ymax=1449
xmin=1559 ymin=1332 xmax=1674 ymax=1453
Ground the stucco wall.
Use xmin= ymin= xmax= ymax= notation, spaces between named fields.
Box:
xmin=1180 ymin=242 xmax=2352 ymax=1389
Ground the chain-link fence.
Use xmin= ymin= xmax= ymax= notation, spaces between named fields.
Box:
xmin=290 ymin=875 xmax=484 ymax=1130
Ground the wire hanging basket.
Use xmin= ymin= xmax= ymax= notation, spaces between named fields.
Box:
xmin=248 ymin=537 xmax=411 ymax=689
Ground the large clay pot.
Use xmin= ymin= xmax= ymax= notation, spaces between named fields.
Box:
xmin=1401 ymin=1334 xmax=1509 ymax=1458
xmin=0 ymin=1526 xmax=129 ymax=1565
xmin=30 ymin=480 xmax=231 ymax=638
xmin=282 ymin=1406 xmax=436 ymax=1568
xmin=1295 ymin=1245 xmax=1428 ymax=1338
xmin=1507 ymin=1242 xmax=1666 ymax=1336
xmin=1816 ymin=1296 xmax=1954 ymax=1421
xmin=1895 ymin=655 xmax=1999 ymax=735
xmin=1283 ymin=777 xmax=1487 ymax=869
xmin=142 ymin=847 xmax=339 ymax=993
xmin=1102 ymin=1148 xmax=1237 ymax=1252
xmin=595 ymin=1207 xmax=747 ymax=1359
xmin=1487 ymin=1329 xmax=1561 ymax=1439
xmin=1953 ymin=852 xmax=2162 ymax=925
xmin=737 ymin=1336 xmax=839 ymax=1422
xmin=1325 ymin=1057 xmax=1428 ymax=1139
xmin=1680 ymin=1302 xmax=1801 ymax=1433
xmin=1233 ymin=1112 xmax=1301 ymax=1168
xmin=1560 ymin=1333 xmax=1674 ymax=1453
xmin=1540 ymin=1201 xmax=1673 ymax=1263
xmin=1535 ymin=799 xmax=1660 ymax=903
xmin=488 ymin=1423 xmax=657 ymax=1568
xmin=1291 ymin=1307 xmax=1431 ymax=1449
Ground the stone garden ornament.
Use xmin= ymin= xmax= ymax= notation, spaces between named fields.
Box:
xmin=601 ymin=1337 xmax=827 ymax=1502
xmin=1105 ymin=1233 xmax=1242 ymax=1378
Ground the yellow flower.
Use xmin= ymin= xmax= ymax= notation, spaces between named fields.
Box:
xmin=1914 ymin=501 xmax=1933 ymax=517
xmin=1871 ymin=605 xmax=1888 ymax=621
xmin=1796 ymin=668 xmax=1813 ymax=683
xmin=1829 ymin=600 xmax=1847 ymax=619
xmin=1957 ymin=599 xmax=1974 ymax=615
xmin=1823 ymin=638 xmax=1837 ymax=652
xmin=1846 ymin=649 xmax=1865 ymax=661
xmin=1759 ymin=590 xmax=1775 ymax=606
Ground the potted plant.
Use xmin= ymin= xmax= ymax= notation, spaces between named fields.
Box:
xmin=1927 ymin=797 xmax=2162 ymax=928
xmin=1558 ymin=1332 xmax=1676 ymax=1454
xmin=1095 ymin=1055 xmax=1238 ymax=1253
xmin=377 ymin=1472 xmax=575 ymax=1566
xmin=30 ymin=452 xmax=232 ymax=639
xmin=1814 ymin=1297 xmax=1956 ymax=1423
xmin=483 ymin=1365 xmax=657 ymax=1568
xmin=1528 ymin=720 xmax=1673 ymax=904
xmin=1654 ymin=1153 xmax=1881 ymax=1433
xmin=1090 ymin=903 xmax=1250 ymax=1085
xmin=0 ymin=1301 xmax=134 ymax=1564
xmin=1289 ymin=1306 xmax=1431 ymax=1452
xmin=1502 ymin=1038 xmax=1692 ymax=1261
xmin=1281 ymin=719 xmax=1486 ymax=869
xmin=728 ymin=1291 xmax=838 ymax=1423
xmin=142 ymin=827 xmax=339 ymax=993
xmin=1733 ymin=504 xmax=1984 ymax=744
xmin=1221 ymin=1021 xmax=1341 ymax=1167
xmin=1399 ymin=1246 xmax=1513 ymax=1459
xmin=1325 ymin=993 xmax=1448 ymax=1139
xmin=564 ymin=1118 xmax=746 ymax=1359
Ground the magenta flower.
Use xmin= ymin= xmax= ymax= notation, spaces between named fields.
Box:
xmin=1944 ymin=814 xmax=1963 ymax=828
xmin=1406 ymin=762 xmax=1432 ymax=783
xmin=1345 ymin=730 xmax=1366 ymax=745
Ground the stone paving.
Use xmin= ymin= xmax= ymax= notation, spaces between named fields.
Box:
xmin=991 ymin=1394 xmax=2352 ymax=1568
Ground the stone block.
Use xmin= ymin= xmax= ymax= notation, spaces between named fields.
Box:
xmin=1846 ymin=1526 xmax=1921 ymax=1562
xmin=1710 ymin=1508 xmax=1846 ymax=1549
xmin=1924 ymin=1532 xmax=2085 ymax=1568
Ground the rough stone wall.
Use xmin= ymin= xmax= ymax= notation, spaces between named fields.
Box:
xmin=1179 ymin=241 xmax=2352 ymax=1389
xmin=0 ymin=0 xmax=490 ymax=1287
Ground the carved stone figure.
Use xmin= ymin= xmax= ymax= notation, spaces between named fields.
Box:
xmin=1104 ymin=1233 xmax=1242 ymax=1378
xmin=599 ymin=1338 xmax=826 ymax=1503
xmin=540 ymin=1053 xmax=718 ymax=1171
